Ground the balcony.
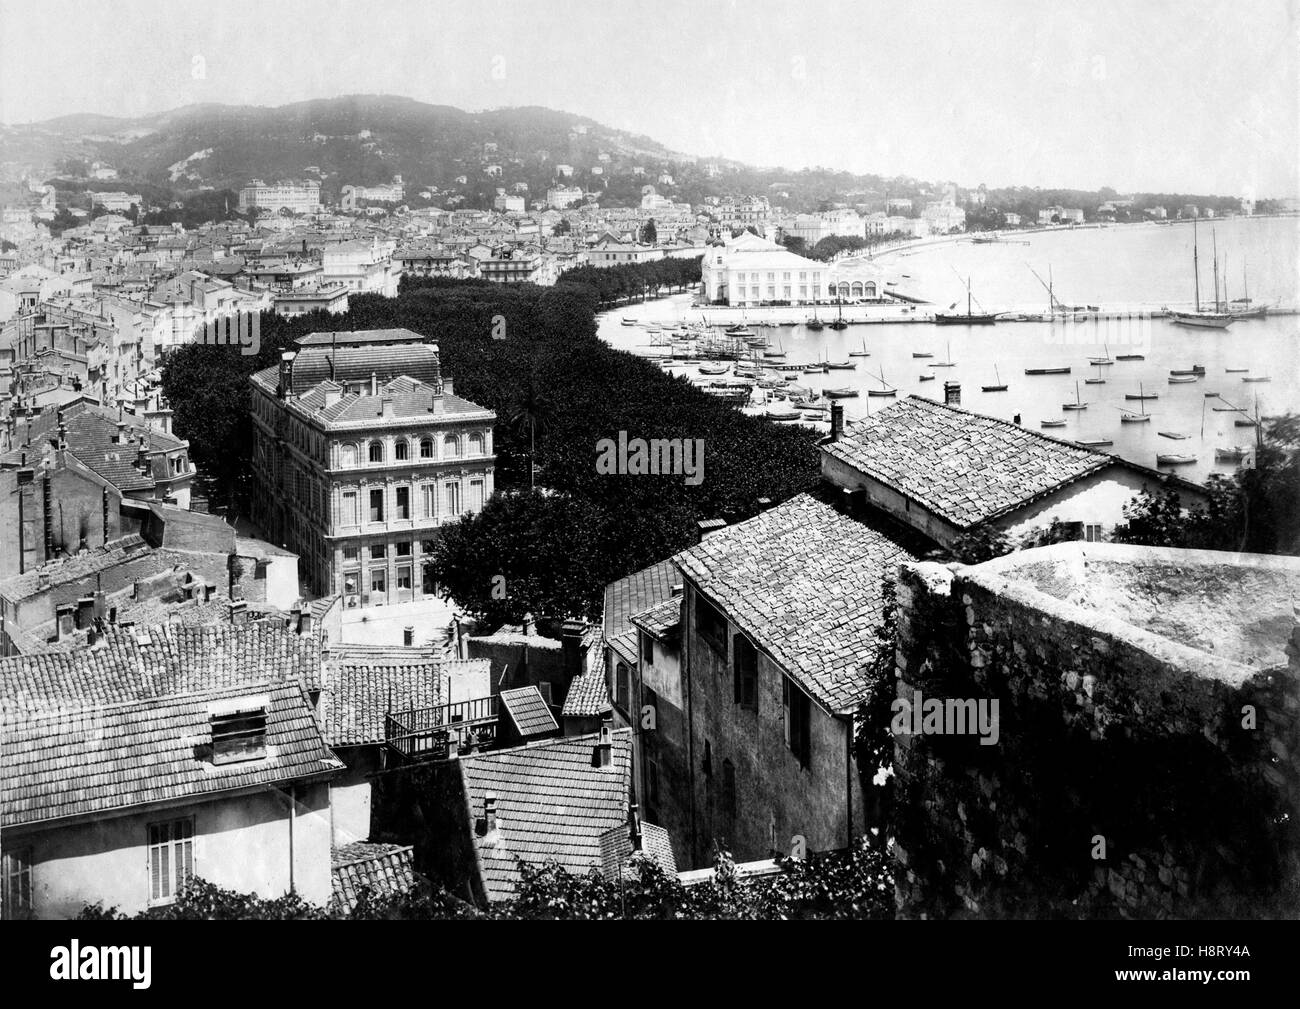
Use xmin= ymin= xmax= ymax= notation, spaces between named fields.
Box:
xmin=384 ymin=695 xmax=500 ymax=763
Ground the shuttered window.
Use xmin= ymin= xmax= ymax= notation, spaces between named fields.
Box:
xmin=2 ymin=848 xmax=32 ymax=919
xmin=148 ymin=818 xmax=194 ymax=904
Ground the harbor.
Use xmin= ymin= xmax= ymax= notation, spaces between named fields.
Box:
xmin=600 ymin=215 xmax=1300 ymax=484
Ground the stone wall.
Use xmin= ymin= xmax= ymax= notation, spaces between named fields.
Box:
xmin=891 ymin=548 xmax=1300 ymax=919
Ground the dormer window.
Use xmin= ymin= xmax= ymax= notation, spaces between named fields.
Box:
xmin=209 ymin=695 xmax=269 ymax=765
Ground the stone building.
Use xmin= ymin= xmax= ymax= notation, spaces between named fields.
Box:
xmin=668 ymin=493 xmax=917 ymax=868
xmin=892 ymin=542 xmax=1300 ymax=919
xmin=248 ymin=329 xmax=496 ymax=606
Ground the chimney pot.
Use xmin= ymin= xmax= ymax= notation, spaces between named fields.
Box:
xmin=829 ymin=402 xmax=845 ymax=441
xmin=403 ymin=626 xmax=414 ymax=646
xmin=594 ymin=716 xmax=614 ymax=768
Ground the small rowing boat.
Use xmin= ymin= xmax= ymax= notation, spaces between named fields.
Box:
xmin=1216 ymin=446 xmax=1250 ymax=462
xmin=1041 ymin=419 xmax=1066 ymax=428
xmin=824 ymin=387 xmax=860 ymax=399
xmin=1157 ymin=453 xmax=1197 ymax=465
xmin=1168 ymin=375 xmax=1197 ymax=384
xmin=1026 ymin=366 xmax=1071 ymax=375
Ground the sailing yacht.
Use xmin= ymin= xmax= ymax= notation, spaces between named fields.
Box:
xmin=935 ymin=276 xmax=997 ymax=325
xmin=1170 ymin=219 xmax=1233 ymax=329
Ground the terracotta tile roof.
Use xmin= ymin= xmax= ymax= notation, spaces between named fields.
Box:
xmin=320 ymin=648 xmax=489 ymax=747
xmin=672 ymin=493 xmax=915 ymax=712
xmin=0 ymin=622 xmax=323 ymax=716
xmin=330 ymin=842 xmax=420 ymax=913
xmin=630 ymin=596 xmax=682 ymax=640
xmin=459 ymin=729 xmax=632 ymax=901
xmin=498 ymin=686 xmax=559 ymax=739
xmin=600 ymin=821 xmax=677 ymax=880
xmin=821 ymin=395 xmax=1111 ymax=529
xmin=1 ymin=680 xmax=340 ymax=827
xmin=603 ymin=559 xmax=679 ymax=646
xmin=561 ymin=629 xmax=611 ymax=718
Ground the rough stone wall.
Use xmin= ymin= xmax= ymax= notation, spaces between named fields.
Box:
xmin=892 ymin=560 xmax=1300 ymax=920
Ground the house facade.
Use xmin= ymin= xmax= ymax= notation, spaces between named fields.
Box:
xmin=248 ymin=329 xmax=496 ymax=604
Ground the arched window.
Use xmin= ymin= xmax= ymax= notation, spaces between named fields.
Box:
xmin=443 ymin=434 xmax=460 ymax=458
xmin=368 ymin=440 xmax=384 ymax=464
xmin=851 ymin=282 xmax=864 ymax=298
xmin=865 ymin=282 xmax=877 ymax=298
xmin=419 ymin=437 xmax=434 ymax=459
xmin=468 ymin=432 xmax=484 ymax=456
xmin=340 ymin=443 xmax=357 ymax=467
xmin=394 ymin=439 xmax=409 ymax=461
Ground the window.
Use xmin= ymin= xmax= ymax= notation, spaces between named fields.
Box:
xmin=423 ymin=484 xmax=438 ymax=519
xmin=446 ymin=482 xmax=462 ymax=516
xmin=641 ymin=631 xmax=654 ymax=664
xmin=420 ymin=437 xmax=434 ymax=459
xmin=722 ymin=759 xmax=736 ymax=816
xmin=469 ymin=432 xmax=484 ymax=456
xmin=396 ymin=566 xmax=412 ymax=590
xmin=341 ymin=490 xmax=358 ymax=526
xmin=444 ymin=434 xmax=460 ymax=458
xmin=695 ymin=594 xmax=727 ymax=656
xmin=210 ymin=698 xmax=267 ymax=765
xmin=733 ymin=633 xmax=758 ymax=710
xmin=396 ymin=540 xmax=411 ymax=557
xmin=370 ymin=543 xmax=386 ymax=560
xmin=343 ymin=545 xmax=359 ymax=562
xmin=370 ymin=569 xmax=386 ymax=596
xmin=783 ymin=676 xmax=811 ymax=768
xmin=368 ymin=440 xmax=384 ymax=463
xmin=615 ymin=661 xmax=631 ymax=712
xmin=2 ymin=848 xmax=32 ymax=919
xmin=148 ymin=818 xmax=194 ymax=904
xmin=395 ymin=439 xmax=409 ymax=461
xmin=1085 ymin=523 xmax=1103 ymax=542
xmin=469 ymin=479 xmax=484 ymax=513
xmin=369 ymin=489 xmax=384 ymax=522
xmin=340 ymin=443 xmax=357 ymax=467
xmin=396 ymin=485 xmax=410 ymax=520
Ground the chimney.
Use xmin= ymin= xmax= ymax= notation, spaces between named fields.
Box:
xmin=756 ymin=496 xmax=772 ymax=511
xmin=76 ymin=595 xmax=95 ymax=630
xmin=829 ymin=402 xmax=845 ymax=441
xmin=370 ymin=371 xmax=378 ymax=397
xmin=230 ymin=599 xmax=249 ymax=625
xmin=522 ymin=611 xmax=537 ymax=637
xmin=944 ymin=380 xmax=961 ymax=406
xmin=56 ymin=602 xmax=75 ymax=640
xmin=1013 ymin=413 xmax=1022 ymax=426
xmin=696 ymin=518 xmax=726 ymax=542
xmin=477 ymin=793 xmax=498 ymax=836
xmin=443 ymin=377 xmax=454 ymax=396
xmin=323 ymin=385 xmax=341 ymax=409
xmin=93 ymin=589 xmax=106 ymax=619
xmin=593 ymin=716 xmax=614 ymax=768
xmin=136 ymin=441 xmax=150 ymax=477
xmin=671 ymin=584 xmax=683 ymax=598
xmin=429 ymin=391 xmax=444 ymax=416
xmin=278 ymin=351 xmax=297 ymax=399
xmin=403 ymin=626 xmax=414 ymax=646
xmin=380 ymin=397 xmax=394 ymax=418
xmin=629 ymin=803 xmax=644 ymax=851
xmin=561 ymin=619 xmax=585 ymax=679
xmin=296 ymin=601 xmax=314 ymax=635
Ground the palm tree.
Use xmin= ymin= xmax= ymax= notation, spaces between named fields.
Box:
xmin=509 ymin=383 xmax=553 ymax=491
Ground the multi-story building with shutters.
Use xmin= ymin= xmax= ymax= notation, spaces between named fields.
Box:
xmin=248 ymin=329 xmax=496 ymax=606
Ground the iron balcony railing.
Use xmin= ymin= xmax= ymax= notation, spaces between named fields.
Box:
xmin=384 ymin=694 xmax=499 ymax=762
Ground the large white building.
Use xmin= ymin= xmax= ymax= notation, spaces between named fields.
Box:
xmin=700 ymin=231 xmax=830 ymax=306
xmin=238 ymin=180 xmax=322 ymax=215
xmin=321 ymin=238 xmax=398 ymax=296
xmin=340 ymin=176 xmax=404 ymax=211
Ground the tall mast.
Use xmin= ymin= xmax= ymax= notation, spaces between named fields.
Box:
xmin=1192 ymin=217 xmax=1201 ymax=312
xmin=1212 ymin=228 xmax=1220 ymax=312
xmin=967 ymin=277 xmax=972 ymax=317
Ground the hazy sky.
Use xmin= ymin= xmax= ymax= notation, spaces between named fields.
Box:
xmin=2 ymin=0 xmax=1296 ymax=196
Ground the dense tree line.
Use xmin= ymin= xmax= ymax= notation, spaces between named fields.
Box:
xmin=558 ymin=255 xmax=702 ymax=306
xmin=162 ymin=275 xmax=818 ymax=621
xmin=77 ymin=839 xmax=893 ymax=920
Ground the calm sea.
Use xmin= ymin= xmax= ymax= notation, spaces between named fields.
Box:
xmin=599 ymin=216 xmax=1300 ymax=484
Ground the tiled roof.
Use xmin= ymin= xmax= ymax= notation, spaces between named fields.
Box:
xmin=297 ymin=329 xmax=429 ymax=347
xmin=0 ymin=622 xmax=323 ymax=716
xmin=821 ymin=395 xmax=1111 ymax=530
xmin=330 ymin=843 xmax=420 ymax=913
xmin=499 ymin=686 xmax=559 ymax=739
xmin=320 ymin=645 xmax=443 ymax=747
xmin=1 ymin=680 xmax=340 ymax=827
xmin=561 ymin=629 xmax=611 ymax=718
xmin=291 ymin=344 xmax=444 ymax=392
xmin=460 ymin=729 xmax=632 ymax=901
xmin=630 ymin=596 xmax=681 ymax=640
xmin=600 ymin=821 xmax=678 ymax=880
xmin=672 ymin=493 xmax=915 ymax=712
xmin=603 ymin=559 xmax=679 ymax=646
